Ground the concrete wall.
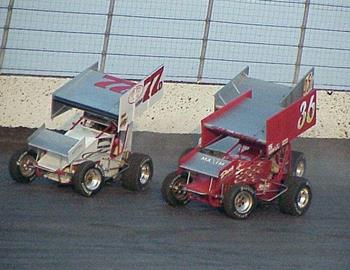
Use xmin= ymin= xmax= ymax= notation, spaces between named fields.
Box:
xmin=0 ymin=75 xmax=349 ymax=138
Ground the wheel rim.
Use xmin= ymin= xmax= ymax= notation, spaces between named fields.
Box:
xmin=139 ymin=162 xmax=151 ymax=185
xmin=297 ymin=187 xmax=310 ymax=209
xmin=171 ymin=176 xmax=188 ymax=202
xmin=83 ymin=168 xmax=102 ymax=191
xmin=234 ymin=191 xmax=253 ymax=214
xmin=296 ymin=161 xmax=305 ymax=177
xmin=19 ymin=154 xmax=36 ymax=177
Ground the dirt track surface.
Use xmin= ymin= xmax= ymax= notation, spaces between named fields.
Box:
xmin=0 ymin=131 xmax=349 ymax=269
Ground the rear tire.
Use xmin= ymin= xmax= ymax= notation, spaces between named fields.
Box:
xmin=161 ymin=171 xmax=190 ymax=206
xmin=279 ymin=176 xmax=312 ymax=216
xmin=291 ymin=151 xmax=306 ymax=177
xmin=223 ymin=184 xmax=256 ymax=219
xmin=9 ymin=148 xmax=37 ymax=183
xmin=121 ymin=153 xmax=153 ymax=192
xmin=73 ymin=161 xmax=104 ymax=197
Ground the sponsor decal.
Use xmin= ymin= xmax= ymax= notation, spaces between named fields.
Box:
xmin=241 ymin=145 xmax=250 ymax=152
xmin=303 ymin=73 xmax=313 ymax=96
xmin=220 ymin=165 xmax=235 ymax=179
xmin=200 ymin=156 xmax=226 ymax=166
xmin=258 ymin=182 xmax=271 ymax=193
xmin=128 ymin=85 xmax=144 ymax=104
xmin=268 ymin=143 xmax=280 ymax=155
xmin=268 ymin=139 xmax=288 ymax=155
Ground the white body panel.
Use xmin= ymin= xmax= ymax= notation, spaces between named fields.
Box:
xmin=26 ymin=63 xmax=165 ymax=184
xmin=118 ymin=65 xmax=164 ymax=132
xmin=35 ymin=123 xmax=123 ymax=180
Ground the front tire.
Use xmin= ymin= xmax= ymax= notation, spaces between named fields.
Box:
xmin=73 ymin=161 xmax=104 ymax=197
xmin=161 ymin=172 xmax=190 ymax=206
xmin=121 ymin=153 xmax=153 ymax=192
xmin=223 ymin=184 xmax=256 ymax=219
xmin=279 ymin=176 xmax=312 ymax=216
xmin=9 ymin=148 xmax=37 ymax=183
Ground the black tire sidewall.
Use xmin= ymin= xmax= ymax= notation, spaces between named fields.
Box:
xmin=73 ymin=161 xmax=104 ymax=197
xmin=293 ymin=181 xmax=312 ymax=216
xmin=279 ymin=176 xmax=312 ymax=216
xmin=161 ymin=172 xmax=179 ymax=206
xmin=121 ymin=153 xmax=153 ymax=192
xmin=136 ymin=157 xmax=153 ymax=191
xmin=224 ymin=185 xmax=256 ymax=219
xmin=161 ymin=172 xmax=189 ymax=206
xmin=9 ymin=148 xmax=37 ymax=183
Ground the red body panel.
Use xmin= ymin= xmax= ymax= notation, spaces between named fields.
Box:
xmin=266 ymin=89 xmax=316 ymax=155
xmin=175 ymin=74 xmax=316 ymax=209
xmin=180 ymin=141 xmax=291 ymax=207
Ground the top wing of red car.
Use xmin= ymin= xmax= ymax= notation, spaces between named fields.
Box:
xmin=202 ymin=67 xmax=316 ymax=155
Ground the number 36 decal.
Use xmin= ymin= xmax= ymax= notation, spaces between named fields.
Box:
xmin=297 ymin=94 xmax=316 ymax=130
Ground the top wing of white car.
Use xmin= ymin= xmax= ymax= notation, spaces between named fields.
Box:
xmin=51 ymin=63 xmax=164 ymax=130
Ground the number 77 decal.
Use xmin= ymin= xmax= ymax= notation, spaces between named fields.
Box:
xmin=142 ymin=66 xmax=164 ymax=103
xmin=118 ymin=65 xmax=165 ymax=131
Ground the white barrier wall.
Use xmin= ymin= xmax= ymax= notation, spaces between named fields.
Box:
xmin=0 ymin=75 xmax=349 ymax=138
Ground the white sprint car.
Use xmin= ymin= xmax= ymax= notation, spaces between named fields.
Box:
xmin=9 ymin=63 xmax=164 ymax=196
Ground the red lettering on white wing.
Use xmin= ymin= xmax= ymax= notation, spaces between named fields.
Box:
xmin=95 ymin=75 xmax=136 ymax=94
xmin=142 ymin=66 xmax=164 ymax=102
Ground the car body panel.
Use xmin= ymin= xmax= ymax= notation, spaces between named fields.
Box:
xmin=180 ymin=151 xmax=230 ymax=178
xmin=24 ymin=63 xmax=164 ymax=183
xmin=172 ymin=67 xmax=315 ymax=209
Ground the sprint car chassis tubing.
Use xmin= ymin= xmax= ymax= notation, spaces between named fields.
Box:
xmin=163 ymin=68 xmax=316 ymax=217
xmin=30 ymin=120 xmax=131 ymax=183
xmin=177 ymin=140 xmax=292 ymax=208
